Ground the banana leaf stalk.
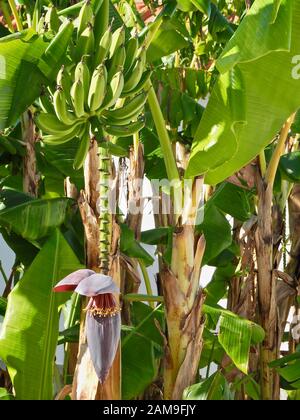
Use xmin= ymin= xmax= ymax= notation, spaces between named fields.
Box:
xmin=53 ymin=269 xmax=121 ymax=383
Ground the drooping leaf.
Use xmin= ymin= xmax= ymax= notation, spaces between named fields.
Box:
xmin=0 ymin=387 xmax=14 ymax=400
xmin=187 ymin=0 xmax=300 ymax=184
xmin=0 ymin=230 xmax=82 ymax=400
xmin=183 ymin=371 xmax=234 ymax=400
xmin=122 ymin=304 xmax=163 ymax=400
xmin=210 ymin=182 xmax=253 ymax=221
xmin=0 ymin=297 xmax=7 ymax=316
xmin=0 ymin=197 xmax=73 ymax=241
xmin=191 ymin=0 xmax=211 ymax=16
xmin=279 ymin=151 xmax=300 ymax=182
xmin=120 ymin=224 xmax=154 ymax=267
xmin=203 ymin=305 xmax=265 ymax=373
xmin=147 ymin=18 xmax=189 ymax=62
xmin=0 ymin=23 xmax=73 ymax=128
xmin=197 ymin=204 xmax=232 ymax=265
xmin=141 ymin=227 xmax=170 ymax=246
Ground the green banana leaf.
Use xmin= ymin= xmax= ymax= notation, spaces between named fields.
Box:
xmin=0 ymin=297 xmax=7 ymax=316
xmin=187 ymin=0 xmax=300 ymax=184
xmin=183 ymin=371 xmax=234 ymax=400
xmin=0 ymin=230 xmax=82 ymax=400
xmin=0 ymin=196 xmax=73 ymax=241
xmin=197 ymin=204 xmax=232 ymax=265
xmin=122 ymin=303 xmax=164 ymax=400
xmin=120 ymin=224 xmax=154 ymax=267
xmin=0 ymin=23 xmax=73 ymax=129
xmin=147 ymin=17 xmax=190 ymax=63
xmin=204 ymin=305 xmax=265 ymax=373
xmin=0 ymin=387 xmax=14 ymax=400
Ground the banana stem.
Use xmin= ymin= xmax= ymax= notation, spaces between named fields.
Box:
xmin=123 ymin=294 xmax=164 ymax=303
xmin=146 ymin=81 xmax=179 ymax=182
xmin=98 ymin=143 xmax=112 ymax=274
xmin=146 ymin=80 xmax=181 ymax=222
xmin=0 ymin=0 xmax=14 ymax=31
xmin=265 ymin=113 xmax=295 ymax=188
xmin=259 ymin=150 xmax=267 ymax=177
xmin=139 ymin=260 xmax=154 ymax=308
xmin=8 ymin=0 xmax=22 ymax=31
xmin=133 ymin=131 xmax=139 ymax=161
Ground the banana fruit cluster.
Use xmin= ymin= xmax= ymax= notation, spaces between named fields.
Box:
xmin=36 ymin=0 xmax=150 ymax=169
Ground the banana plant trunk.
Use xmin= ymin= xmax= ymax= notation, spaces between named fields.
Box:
xmin=162 ymin=180 xmax=206 ymax=400
xmin=22 ymin=110 xmax=39 ymax=197
xmin=72 ymin=138 xmax=121 ymax=400
xmin=255 ymin=178 xmax=280 ymax=400
xmin=255 ymin=115 xmax=295 ymax=400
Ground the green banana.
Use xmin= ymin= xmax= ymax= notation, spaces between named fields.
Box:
xmin=42 ymin=123 xmax=84 ymax=145
xmin=36 ymin=113 xmax=69 ymax=133
xmin=94 ymin=0 xmax=109 ymax=45
xmin=36 ymin=113 xmax=81 ymax=135
xmin=109 ymin=26 xmax=125 ymax=59
xmin=88 ymin=65 xmax=107 ymax=112
xmin=45 ymin=6 xmax=60 ymax=32
xmin=123 ymin=48 xmax=147 ymax=93
xmin=70 ymin=80 xmax=86 ymax=118
xmin=56 ymin=65 xmax=72 ymax=105
xmin=74 ymin=125 xmax=91 ymax=170
xmin=103 ymin=91 xmax=148 ymax=120
xmin=104 ymin=119 xmax=145 ymax=138
xmin=77 ymin=0 xmax=93 ymax=38
xmin=75 ymin=23 xmax=95 ymax=62
xmin=94 ymin=26 xmax=112 ymax=67
xmin=124 ymin=36 xmax=139 ymax=74
xmin=121 ymin=69 xmax=151 ymax=97
xmin=74 ymin=59 xmax=90 ymax=104
xmin=53 ymin=88 xmax=77 ymax=125
xmin=102 ymin=71 xmax=124 ymax=109
xmin=100 ymin=113 xmax=141 ymax=127
xmin=107 ymin=45 xmax=126 ymax=80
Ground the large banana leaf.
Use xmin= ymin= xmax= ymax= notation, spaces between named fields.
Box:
xmin=204 ymin=305 xmax=265 ymax=373
xmin=0 ymin=230 xmax=82 ymax=400
xmin=122 ymin=303 xmax=164 ymax=400
xmin=0 ymin=195 xmax=73 ymax=241
xmin=187 ymin=0 xmax=300 ymax=184
xmin=0 ymin=24 xmax=73 ymax=129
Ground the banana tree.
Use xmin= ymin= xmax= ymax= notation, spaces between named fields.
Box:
xmin=0 ymin=0 xmax=300 ymax=402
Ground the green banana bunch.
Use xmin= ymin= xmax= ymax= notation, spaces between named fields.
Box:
xmin=37 ymin=4 xmax=151 ymax=160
